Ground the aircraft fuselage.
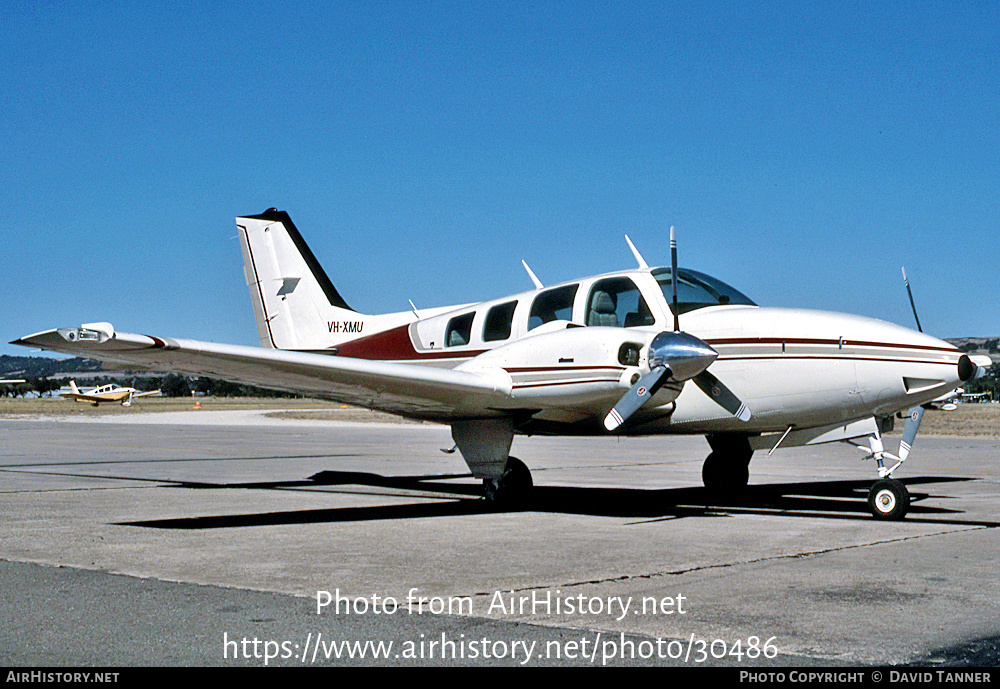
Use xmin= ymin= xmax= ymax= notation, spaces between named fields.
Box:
xmin=301 ymin=267 xmax=970 ymax=437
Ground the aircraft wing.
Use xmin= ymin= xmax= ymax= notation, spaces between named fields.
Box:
xmin=13 ymin=327 xmax=513 ymax=421
xmin=58 ymin=392 xmax=96 ymax=402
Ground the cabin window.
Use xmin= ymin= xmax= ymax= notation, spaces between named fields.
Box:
xmin=528 ymin=285 xmax=578 ymax=331
xmin=586 ymin=277 xmax=655 ymax=328
xmin=483 ymin=301 xmax=517 ymax=342
xmin=445 ymin=312 xmax=475 ymax=347
xmin=653 ymin=268 xmax=757 ymax=316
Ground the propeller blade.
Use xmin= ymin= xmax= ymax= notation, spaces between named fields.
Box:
xmin=693 ymin=370 xmax=752 ymax=422
xmin=898 ymin=405 xmax=924 ymax=461
xmin=902 ymin=267 xmax=923 ymax=333
xmin=604 ymin=366 xmax=670 ymax=431
xmin=670 ymin=226 xmax=680 ymax=332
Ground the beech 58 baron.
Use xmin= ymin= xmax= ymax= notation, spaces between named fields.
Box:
xmin=13 ymin=209 xmax=990 ymax=519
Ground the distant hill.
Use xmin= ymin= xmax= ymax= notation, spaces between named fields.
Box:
xmin=0 ymin=355 xmax=103 ymax=379
xmin=947 ymin=338 xmax=999 ymax=359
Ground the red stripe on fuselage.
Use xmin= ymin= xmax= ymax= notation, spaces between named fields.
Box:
xmin=330 ymin=325 xmax=486 ymax=360
xmin=320 ymin=331 xmax=961 ymax=364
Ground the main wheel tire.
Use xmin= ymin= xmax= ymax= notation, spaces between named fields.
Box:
xmin=483 ymin=456 xmax=533 ymax=508
xmin=702 ymin=451 xmax=750 ymax=497
xmin=868 ymin=478 xmax=909 ymax=520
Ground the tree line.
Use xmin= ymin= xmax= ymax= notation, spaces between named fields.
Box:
xmin=0 ymin=375 xmax=300 ymax=399
xmin=965 ymin=363 xmax=999 ymax=400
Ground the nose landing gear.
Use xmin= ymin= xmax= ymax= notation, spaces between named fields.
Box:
xmin=868 ymin=477 xmax=910 ymax=520
xmin=856 ymin=429 xmax=912 ymax=520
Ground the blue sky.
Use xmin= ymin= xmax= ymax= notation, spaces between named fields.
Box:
xmin=4 ymin=1 xmax=998 ymax=358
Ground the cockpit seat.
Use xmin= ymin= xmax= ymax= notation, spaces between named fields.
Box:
xmin=587 ymin=291 xmax=619 ymax=327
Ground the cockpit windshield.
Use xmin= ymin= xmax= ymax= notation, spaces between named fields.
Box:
xmin=652 ymin=268 xmax=756 ymax=316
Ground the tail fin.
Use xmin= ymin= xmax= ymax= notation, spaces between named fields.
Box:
xmin=237 ymin=209 xmax=365 ymax=350
xmin=69 ymin=380 xmax=80 ymax=394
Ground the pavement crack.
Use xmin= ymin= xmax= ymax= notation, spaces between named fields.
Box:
xmin=472 ymin=527 xmax=987 ymax=596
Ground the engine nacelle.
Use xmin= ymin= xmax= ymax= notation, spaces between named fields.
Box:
xmin=457 ymin=325 xmax=654 ymax=406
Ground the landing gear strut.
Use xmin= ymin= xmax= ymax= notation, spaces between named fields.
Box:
xmin=702 ymin=434 xmax=753 ymax=497
xmin=483 ymin=456 xmax=533 ymax=507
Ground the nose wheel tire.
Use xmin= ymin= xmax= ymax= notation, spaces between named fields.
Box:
xmin=483 ymin=456 xmax=533 ymax=508
xmin=868 ymin=478 xmax=909 ymax=520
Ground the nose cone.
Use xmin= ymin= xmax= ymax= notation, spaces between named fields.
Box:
xmin=649 ymin=331 xmax=718 ymax=381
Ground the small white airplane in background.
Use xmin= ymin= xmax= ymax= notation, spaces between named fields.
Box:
xmin=926 ymin=389 xmax=962 ymax=411
xmin=14 ymin=209 xmax=991 ymax=519
xmin=59 ymin=380 xmax=160 ymax=407
xmin=959 ymin=392 xmax=992 ymax=403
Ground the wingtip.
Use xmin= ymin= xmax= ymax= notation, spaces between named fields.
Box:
xmin=10 ymin=333 xmax=43 ymax=348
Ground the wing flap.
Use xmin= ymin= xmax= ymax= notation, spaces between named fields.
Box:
xmin=12 ymin=328 xmax=512 ymax=420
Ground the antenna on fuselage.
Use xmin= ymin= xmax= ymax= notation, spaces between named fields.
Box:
xmin=624 ymin=235 xmax=649 ymax=270
xmin=521 ymin=260 xmax=544 ymax=289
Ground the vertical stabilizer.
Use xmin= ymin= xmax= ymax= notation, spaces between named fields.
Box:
xmin=237 ymin=209 xmax=365 ymax=350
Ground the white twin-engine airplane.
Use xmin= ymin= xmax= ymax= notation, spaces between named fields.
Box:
xmin=13 ymin=209 xmax=990 ymax=519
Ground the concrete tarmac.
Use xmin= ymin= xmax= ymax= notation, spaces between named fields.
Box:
xmin=2 ymin=409 xmax=998 ymax=667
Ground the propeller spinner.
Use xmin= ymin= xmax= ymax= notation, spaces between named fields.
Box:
xmin=603 ymin=227 xmax=752 ymax=432
xmin=604 ymin=331 xmax=717 ymax=431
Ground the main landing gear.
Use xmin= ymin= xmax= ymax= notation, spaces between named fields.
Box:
xmin=702 ymin=434 xmax=753 ymax=498
xmin=483 ymin=456 xmax=533 ymax=508
xmin=449 ymin=418 xmax=529 ymax=508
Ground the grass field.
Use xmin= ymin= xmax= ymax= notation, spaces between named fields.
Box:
xmin=1 ymin=396 xmax=997 ymax=436
xmin=0 ymin=396 xmax=423 ymax=423
xmin=912 ymin=403 xmax=1000 ymax=438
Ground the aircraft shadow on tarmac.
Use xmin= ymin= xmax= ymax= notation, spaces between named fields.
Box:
xmin=120 ymin=471 xmax=1000 ymax=530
